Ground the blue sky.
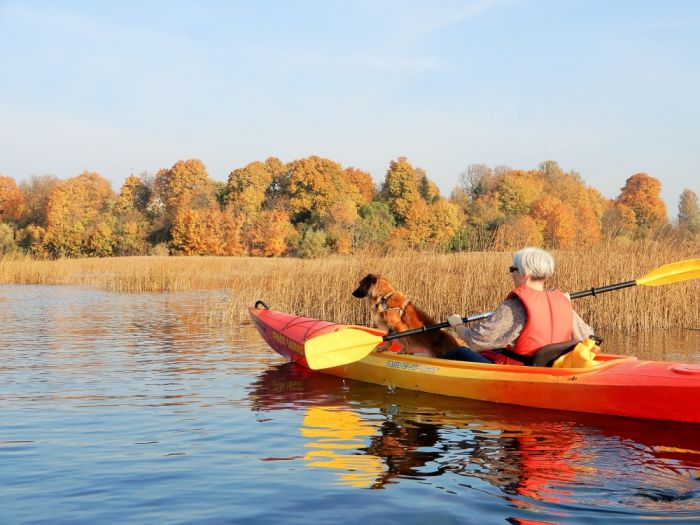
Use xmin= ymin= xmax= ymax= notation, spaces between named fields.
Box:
xmin=1 ymin=0 xmax=698 ymax=215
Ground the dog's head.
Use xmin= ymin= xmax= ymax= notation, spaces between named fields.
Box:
xmin=352 ymin=274 xmax=395 ymax=300
xmin=352 ymin=273 xmax=377 ymax=298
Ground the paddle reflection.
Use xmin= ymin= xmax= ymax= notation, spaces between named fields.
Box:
xmin=249 ymin=363 xmax=700 ymax=509
xmin=301 ymin=407 xmax=385 ymax=488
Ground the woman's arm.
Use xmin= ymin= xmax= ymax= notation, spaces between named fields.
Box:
xmin=449 ymin=300 xmax=526 ymax=351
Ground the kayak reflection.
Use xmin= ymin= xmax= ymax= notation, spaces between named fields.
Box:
xmin=249 ymin=363 xmax=700 ymax=508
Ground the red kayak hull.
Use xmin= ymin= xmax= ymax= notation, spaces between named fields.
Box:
xmin=249 ymin=307 xmax=700 ymax=424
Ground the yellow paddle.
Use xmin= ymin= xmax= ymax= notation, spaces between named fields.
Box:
xmin=304 ymin=259 xmax=700 ymax=370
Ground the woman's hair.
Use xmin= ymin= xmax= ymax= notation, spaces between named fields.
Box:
xmin=512 ymin=247 xmax=554 ymax=280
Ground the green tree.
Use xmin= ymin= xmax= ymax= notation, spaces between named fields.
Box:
xmin=0 ymin=223 xmax=16 ymax=255
xmin=353 ymin=202 xmax=396 ymax=250
xmin=677 ymin=188 xmax=700 ymax=240
xmin=297 ymin=228 xmax=329 ymax=259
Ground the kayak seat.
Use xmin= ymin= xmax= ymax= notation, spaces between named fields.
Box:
xmin=531 ymin=338 xmax=579 ymax=367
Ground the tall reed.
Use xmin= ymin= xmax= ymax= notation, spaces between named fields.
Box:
xmin=1 ymin=241 xmax=698 ymax=332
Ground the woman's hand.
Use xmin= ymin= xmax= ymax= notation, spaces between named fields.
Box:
xmin=448 ymin=314 xmax=464 ymax=330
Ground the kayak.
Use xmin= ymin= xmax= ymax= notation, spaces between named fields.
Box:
xmin=248 ymin=305 xmax=700 ymax=424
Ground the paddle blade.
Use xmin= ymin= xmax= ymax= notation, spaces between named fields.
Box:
xmin=636 ymin=259 xmax=700 ymax=287
xmin=304 ymin=328 xmax=383 ymax=370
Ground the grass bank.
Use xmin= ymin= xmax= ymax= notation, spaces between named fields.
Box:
xmin=1 ymin=242 xmax=698 ymax=331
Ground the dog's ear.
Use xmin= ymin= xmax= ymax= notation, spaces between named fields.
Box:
xmin=352 ymin=273 xmax=378 ymax=298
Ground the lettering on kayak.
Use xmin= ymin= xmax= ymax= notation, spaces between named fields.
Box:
xmin=271 ymin=331 xmax=304 ymax=356
xmin=386 ymin=360 xmax=439 ymax=374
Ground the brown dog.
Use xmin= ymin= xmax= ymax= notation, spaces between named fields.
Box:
xmin=351 ymin=273 xmax=461 ymax=357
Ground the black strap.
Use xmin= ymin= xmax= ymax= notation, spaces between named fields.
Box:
xmin=500 ymin=338 xmax=582 ymax=367
xmin=499 ymin=348 xmax=534 ymax=366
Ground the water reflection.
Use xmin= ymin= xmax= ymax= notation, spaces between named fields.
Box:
xmin=250 ymin=363 xmax=700 ymax=519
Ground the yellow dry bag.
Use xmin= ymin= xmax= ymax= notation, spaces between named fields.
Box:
xmin=552 ymin=338 xmax=599 ymax=368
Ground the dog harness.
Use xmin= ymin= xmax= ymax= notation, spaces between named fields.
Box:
xmin=375 ymin=292 xmax=410 ymax=317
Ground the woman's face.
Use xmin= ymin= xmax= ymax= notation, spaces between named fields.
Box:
xmin=510 ymin=265 xmax=527 ymax=287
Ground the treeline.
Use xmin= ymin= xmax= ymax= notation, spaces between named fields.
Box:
xmin=0 ymin=157 xmax=698 ymax=258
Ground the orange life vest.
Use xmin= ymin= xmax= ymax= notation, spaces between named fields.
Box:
xmin=487 ymin=286 xmax=573 ymax=365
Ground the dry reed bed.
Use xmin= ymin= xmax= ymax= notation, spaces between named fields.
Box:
xmin=1 ymin=243 xmax=698 ymax=332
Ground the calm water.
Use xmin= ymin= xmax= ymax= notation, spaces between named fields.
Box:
xmin=1 ymin=285 xmax=699 ymax=525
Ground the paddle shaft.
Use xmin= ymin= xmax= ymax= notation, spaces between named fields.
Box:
xmin=382 ymin=280 xmax=638 ymax=343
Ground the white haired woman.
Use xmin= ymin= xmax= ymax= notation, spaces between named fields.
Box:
xmin=445 ymin=247 xmax=595 ymax=365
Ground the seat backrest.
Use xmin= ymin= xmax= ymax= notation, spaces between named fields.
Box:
xmin=532 ymin=338 xmax=579 ymax=367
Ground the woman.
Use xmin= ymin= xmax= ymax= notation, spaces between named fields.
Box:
xmin=445 ymin=247 xmax=594 ymax=365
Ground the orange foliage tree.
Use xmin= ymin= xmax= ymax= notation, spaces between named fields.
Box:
xmin=323 ymin=198 xmax=360 ymax=255
xmin=19 ymin=175 xmax=60 ymax=227
xmin=0 ymin=175 xmax=26 ymax=223
xmin=153 ymin=159 xmax=216 ymax=220
xmin=616 ymin=173 xmax=667 ymax=236
xmin=530 ymin=195 xmax=577 ymax=248
xmin=225 ymin=158 xmax=285 ymax=216
xmin=342 ymin=167 xmax=376 ymax=204
xmin=274 ymin=156 xmax=347 ymax=224
xmin=44 ymin=171 xmax=115 ymax=257
xmin=494 ymin=216 xmax=544 ymax=250
xmin=171 ymin=208 xmax=245 ymax=256
xmin=245 ymin=210 xmax=295 ymax=257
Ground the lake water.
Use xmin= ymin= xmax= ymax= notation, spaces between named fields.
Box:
xmin=1 ymin=284 xmax=699 ymax=524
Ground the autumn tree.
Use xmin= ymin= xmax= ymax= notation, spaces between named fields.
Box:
xmin=225 ymin=158 xmax=285 ymax=216
xmin=616 ymin=173 xmax=667 ymax=236
xmin=322 ymin=198 xmax=359 ymax=254
xmin=19 ymin=175 xmax=60 ymax=227
xmin=601 ymin=201 xmax=637 ymax=240
xmin=272 ymin=156 xmax=350 ymax=225
xmin=341 ymin=167 xmax=376 ymax=204
xmin=0 ymin=175 xmax=25 ymax=224
xmin=380 ymin=157 xmax=423 ymax=225
xmin=153 ymin=159 xmax=216 ymax=220
xmin=44 ymin=171 xmax=115 ymax=257
xmin=495 ymin=170 xmax=543 ymax=216
xmin=244 ymin=210 xmax=294 ymax=257
xmin=530 ymin=195 xmax=577 ymax=248
xmin=15 ymin=224 xmax=50 ymax=258
xmin=494 ymin=216 xmax=543 ymax=250
xmin=398 ymin=199 xmax=432 ymax=248
xmin=115 ymin=175 xmax=151 ymax=215
xmin=677 ymin=188 xmax=700 ymax=240
xmin=112 ymin=174 xmax=152 ymax=255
